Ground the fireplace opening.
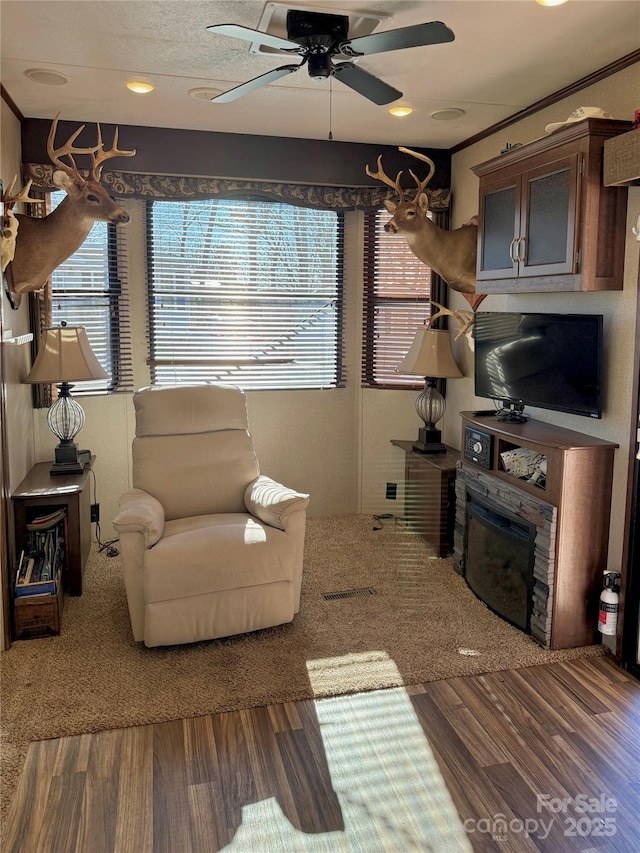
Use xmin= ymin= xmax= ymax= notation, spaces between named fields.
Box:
xmin=464 ymin=491 xmax=536 ymax=633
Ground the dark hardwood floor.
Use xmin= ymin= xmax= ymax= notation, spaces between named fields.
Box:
xmin=3 ymin=655 xmax=639 ymax=852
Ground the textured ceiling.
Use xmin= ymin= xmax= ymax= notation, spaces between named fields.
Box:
xmin=1 ymin=1 xmax=638 ymax=148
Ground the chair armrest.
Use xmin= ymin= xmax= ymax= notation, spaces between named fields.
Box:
xmin=244 ymin=475 xmax=309 ymax=531
xmin=112 ymin=488 xmax=165 ymax=548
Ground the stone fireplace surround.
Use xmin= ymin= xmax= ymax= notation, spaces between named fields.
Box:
xmin=453 ymin=463 xmax=558 ymax=649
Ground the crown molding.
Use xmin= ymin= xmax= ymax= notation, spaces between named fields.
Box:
xmin=451 ymin=49 xmax=640 ymax=155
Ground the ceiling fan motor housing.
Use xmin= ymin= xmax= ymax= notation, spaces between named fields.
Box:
xmin=286 ymin=10 xmax=349 ymax=53
xmin=307 ymin=54 xmax=333 ymax=78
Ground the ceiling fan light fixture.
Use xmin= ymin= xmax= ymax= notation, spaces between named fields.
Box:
xmin=24 ymin=68 xmax=68 ymax=86
xmin=430 ymin=107 xmax=465 ymax=121
xmin=126 ymin=81 xmax=154 ymax=94
xmin=308 ymin=53 xmax=333 ymax=79
xmin=388 ymin=105 xmax=413 ymax=117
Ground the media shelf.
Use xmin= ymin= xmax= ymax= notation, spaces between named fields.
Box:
xmin=458 ymin=413 xmax=619 ymax=649
xmin=496 ymin=441 xmax=547 ymax=490
xmin=461 ymin=413 xmax=617 ymax=507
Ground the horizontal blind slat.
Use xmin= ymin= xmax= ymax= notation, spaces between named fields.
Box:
xmin=48 ymin=191 xmax=132 ymax=393
xmin=362 ymin=208 xmax=432 ymax=388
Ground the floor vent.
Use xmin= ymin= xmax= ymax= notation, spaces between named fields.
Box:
xmin=323 ymin=587 xmax=377 ymax=601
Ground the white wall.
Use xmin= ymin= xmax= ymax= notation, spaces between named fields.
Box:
xmin=1 ymin=99 xmax=37 ymax=649
xmin=1 ymin=99 xmax=36 ymax=493
xmin=445 ymin=62 xmax=639 ymax=572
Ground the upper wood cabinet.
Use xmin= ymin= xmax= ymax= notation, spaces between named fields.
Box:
xmin=472 ymin=119 xmax=631 ymax=294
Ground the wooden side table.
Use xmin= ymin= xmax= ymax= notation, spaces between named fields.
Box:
xmin=11 ymin=458 xmax=94 ymax=598
xmin=391 ymin=440 xmax=460 ymax=557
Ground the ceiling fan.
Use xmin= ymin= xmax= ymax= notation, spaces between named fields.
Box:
xmin=206 ymin=10 xmax=455 ymax=105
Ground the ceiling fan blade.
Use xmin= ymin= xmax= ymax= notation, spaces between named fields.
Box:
xmin=332 ymin=63 xmax=402 ymax=106
xmin=207 ymin=23 xmax=300 ymax=52
xmin=210 ymin=65 xmax=301 ymax=103
xmin=341 ymin=21 xmax=455 ymax=57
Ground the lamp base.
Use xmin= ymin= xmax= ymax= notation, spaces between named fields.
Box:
xmin=413 ymin=426 xmax=447 ymax=455
xmin=50 ymin=444 xmax=92 ymax=477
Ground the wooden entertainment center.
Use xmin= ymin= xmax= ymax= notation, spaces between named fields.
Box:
xmin=457 ymin=413 xmax=618 ymax=649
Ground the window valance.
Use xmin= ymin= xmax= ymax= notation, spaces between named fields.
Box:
xmin=23 ymin=164 xmax=451 ymax=212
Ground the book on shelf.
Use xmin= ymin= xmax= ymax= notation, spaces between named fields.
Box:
xmin=26 ymin=507 xmax=67 ymax=531
xmin=15 ymin=576 xmax=58 ymax=598
xmin=16 ymin=510 xmax=66 ymax=597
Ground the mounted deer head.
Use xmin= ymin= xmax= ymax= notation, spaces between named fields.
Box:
xmin=366 ymin=147 xmax=485 ymax=311
xmin=3 ymin=113 xmax=135 ymax=309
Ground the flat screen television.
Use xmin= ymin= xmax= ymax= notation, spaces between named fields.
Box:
xmin=473 ymin=312 xmax=603 ymax=419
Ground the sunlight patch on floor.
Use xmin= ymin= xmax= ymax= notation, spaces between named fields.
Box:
xmin=305 ymin=650 xmax=404 ymax=696
xmin=223 ymin=653 xmax=472 ymax=851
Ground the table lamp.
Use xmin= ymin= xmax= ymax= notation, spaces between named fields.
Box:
xmin=397 ymin=326 xmax=463 ymax=454
xmin=24 ymin=322 xmax=108 ymax=475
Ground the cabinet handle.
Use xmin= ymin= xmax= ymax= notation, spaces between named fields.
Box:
xmin=516 ymin=237 xmax=526 ymax=262
xmin=509 ymin=238 xmax=517 ymax=263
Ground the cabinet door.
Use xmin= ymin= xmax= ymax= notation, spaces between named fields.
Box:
xmin=519 ymin=155 xmax=579 ymax=277
xmin=477 ymin=174 xmax=521 ymax=280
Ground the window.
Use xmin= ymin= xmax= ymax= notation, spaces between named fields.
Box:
xmin=146 ymin=199 xmax=344 ymax=390
xmin=362 ymin=208 xmax=435 ymax=388
xmin=48 ymin=191 xmax=131 ymax=393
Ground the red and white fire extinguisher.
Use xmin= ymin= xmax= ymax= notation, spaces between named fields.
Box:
xmin=598 ymin=571 xmax=621 ymax=635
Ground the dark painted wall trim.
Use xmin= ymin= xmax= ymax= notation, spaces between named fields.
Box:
xmin=21 ymin=119 xmax=451 ymax=189
xmin=1 ymin=85 xmax=23 ymax=122
xmin=451 ymin=50 xmax=640 ymax=154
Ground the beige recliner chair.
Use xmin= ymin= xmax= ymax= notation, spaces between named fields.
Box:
xmin=113 ymin=384 xmax=309 ymax=647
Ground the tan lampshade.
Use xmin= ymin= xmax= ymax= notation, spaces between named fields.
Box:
xmin=397 ymin=327 xmax=463 ymax=378
xmin=25 ymin=325 xmax=108 ymax=384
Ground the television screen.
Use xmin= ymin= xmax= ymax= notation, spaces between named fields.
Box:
xmin=473 ymin=312 xmax=603 ymax=418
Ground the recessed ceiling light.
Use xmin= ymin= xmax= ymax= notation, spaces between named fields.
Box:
xmin=536 ymin=0 xmax=568 ymax=6
xmin=24 ymin=68 xmax=68 ymax=86
xmin=126 ymin=81 xmax=154 ymax=94
xmin=388 ymin=105 xmax=413 ymax=117
xmin=188 ymin=87 xmax=224 ymax=101
xmin=430 ymin=108 xmax=466 ymax=121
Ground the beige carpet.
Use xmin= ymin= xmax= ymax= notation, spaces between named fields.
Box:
xmin=0 ymin=514 xmax=605 ymax=825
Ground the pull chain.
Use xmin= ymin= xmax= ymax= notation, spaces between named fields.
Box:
xmin=328 ymin=76 xmax=333 ymax=140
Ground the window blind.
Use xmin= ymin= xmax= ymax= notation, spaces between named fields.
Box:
xmin=362 ymin=208 xmax=433 ymax=389
xmin=48 ymin=191 xmax=133 ymax=393
xmin=146 ymin=199 xmax=344 ymax=390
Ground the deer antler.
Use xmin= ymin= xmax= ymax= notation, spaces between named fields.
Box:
xmin=2 ymin=176 xmax=40 ymax=276
xmin=90 ymin=123 xmax=136 ymax=181
xmin=46 ymin=112 xmax=135 ymax=182
xmin=365 ymin=156 xmax=405 ymax=203
xmin=47 ymin=112 xmax=101 ymax=178
xmin=399 ymin=147 xmax=436 ymax=198
xmin=2 ymin=175 xmax=39 ymax=210
xmin=428 ymin=301 xmax=476 ymax=343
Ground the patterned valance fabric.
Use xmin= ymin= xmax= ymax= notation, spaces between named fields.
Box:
xmin=23 ymin=164 xmax=451 ymax=212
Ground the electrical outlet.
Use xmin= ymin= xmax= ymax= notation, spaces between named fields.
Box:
xmin=385 ymin=482 xmax=397 ymax=500
xmin=91 ymin=503 xmax=100 ymax=523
